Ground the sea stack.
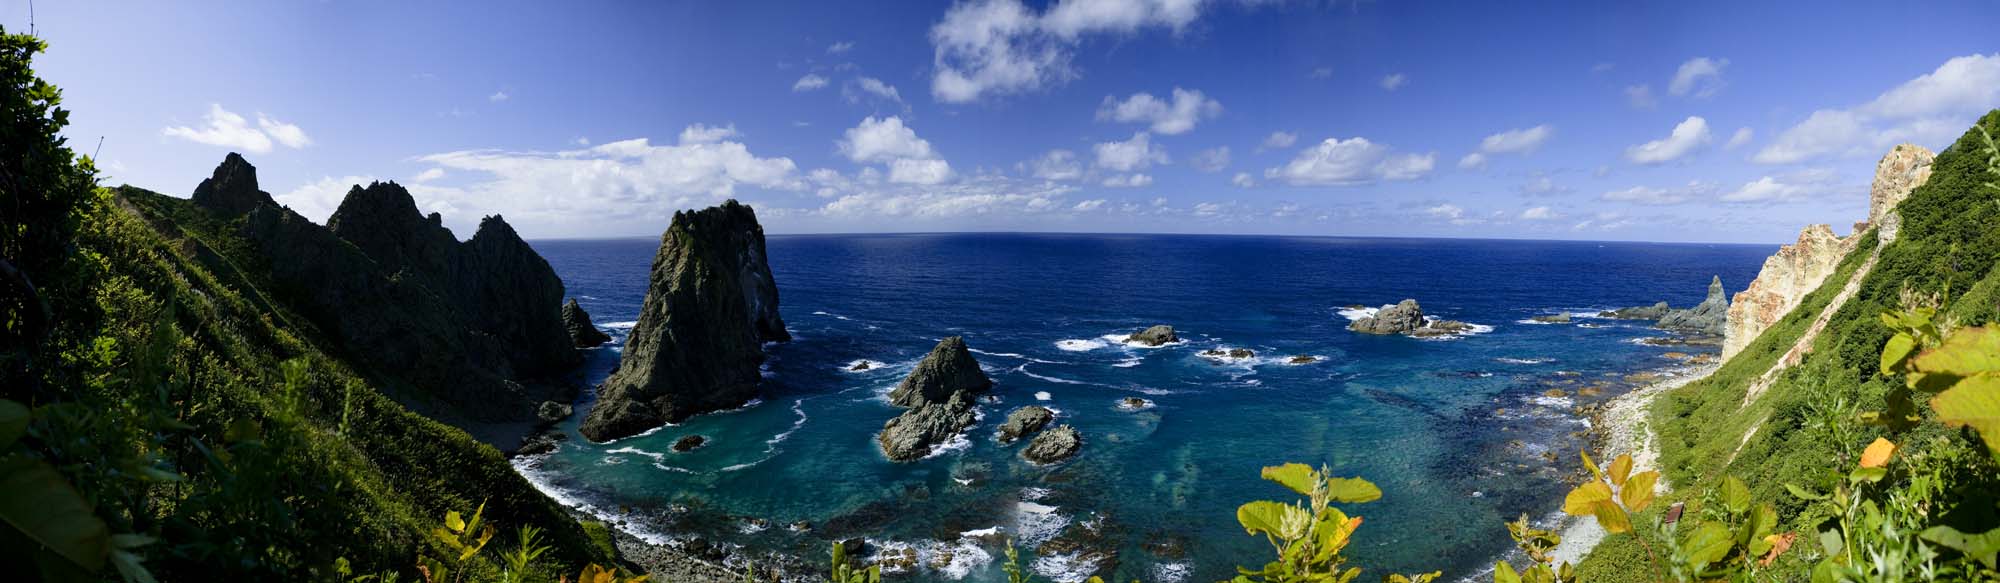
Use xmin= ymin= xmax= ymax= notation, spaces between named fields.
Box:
xmin=562 ymin=298 xmax=613 ymax=347
xmin=1348 ymin=299 xmax=1426 ymax=334
xmin=878 ymin=337 xmax=993 ymax=461
xmin=1721 ymin=143 xmax=1933 ymax=359
xmin=1126 ymin=325 xmax=1179 ymax=346
xmin=1656 ymin=276 xmax=1729 ymax=336
xmin=580 ymin=200 xmax=789 ymax=442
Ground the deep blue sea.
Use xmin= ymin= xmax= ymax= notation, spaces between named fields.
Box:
xmin=518 ymin=234 xmax=1772 ymax=583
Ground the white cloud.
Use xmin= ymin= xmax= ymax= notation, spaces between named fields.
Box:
xmin=1457 ymin=152 xmax=1487 ymax=170
xmin=1573 ymin=211 xmax=1635 ymax=232
xmin=163 ymin=104 xmax=312 ymax=153
xmin=679 ymin=123 xmax=740 ymax=144
xmin=840 ymin=116 xmax=938 ymax=163
xmin=847 ymin=77 xmax=905 ymax=104
xmin=1479 ymin=125 xmax=1554 ymax=154
xmin=489 ymin=90 xmax=510 ymax=102
xmin=1264 ymin=137 xmax=1434 ymax=186
xmin=929 ymin=0 xmax=1229 ymax=103
xmin=1591 ymin=62 xmax=1615 ymax=74
xmin=1095 ymin=87 xmax=1221 ymax=134
xmin=1725 ymin=127 xmax=1754 ymax=150
xmin=1625 ymin=85 xmax=1657 ymax=110
xmin=1191 ymin=146 xmax=1231 ymax=172
xmin=1231 ymin=172 xmax=1254 ymax=188
xmin=828 ymin=41 xmax=855 ymax=54
xmin=1755 ymin=54 xmax=2000 ymax=164
xmin=1519 ymin=174 xmax=1567 ymax=196
xmin=1380 ymin=73 xmax=1407 ymax=91
xmin=1600 ymin=180 xmax=1715 ymax=205
xmin=413 ymin=168 xmax=446 ymax=183
xmin=1625 ymin=116 xmax=1712 ymax=164
xmin=1192 ymin=201 xmax=1224 ymax=216
xmin=1260 ymin=131 xmax=1298 ymax=151
xmin=1309 ymin=67 xmax=1333 ymax=79
xmin=1720 ymin=168 xmax=1842 ymax=203
xmin=888 ymin=158 xmax=955 ymax=185
xmin=1027 ymin=149 xmax=1083 ymax=180
xmin=793 ymin=74 xmax=830 ymax=92
xmin=1426 ymin=203 xmax=1465 ymax=220
xmin=275 ymin=175 xmax=375 ymax=224
xmin=1520 ymin=206 xmax=1558 ymax=220
xmin=1093 ymin=132 xmax=1168 ymax=172
xmin=814 ymin=173 xmax=1080 ymax=220
xmin=1102 ymin=173 xmax=1153 ymax=188
xmin=1073 ymin=199 xmax=1106 ymax=211
xmin=1668 ymin=57 xmax=1728 ymax=98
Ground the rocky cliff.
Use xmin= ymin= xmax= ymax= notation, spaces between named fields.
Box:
xmin=563 ymin=298 xmax=613 ymax=347
xmin=1656 ymin=276 xmax=1729 ymax=336
xmin=187 ymin=154 xmax=580 ymax=448
xmin=580 ymin=200 xmax=789 ymax=442
xmin=1721 ymin=144 xmax=1935 ymax=359
xmin=878 ymin=337 xmax=993 ymax=461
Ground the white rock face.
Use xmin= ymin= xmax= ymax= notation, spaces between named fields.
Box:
xmin=1721 ymin=143 xmax=1935 ymax=359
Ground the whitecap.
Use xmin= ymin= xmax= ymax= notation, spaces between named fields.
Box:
xmin=1336 ymin=306 xmax=1382 ymax=321
xmin=969 ymin=348 xmax=1066 ymax=364
xmin=1496 ymin=357 xmax=1555 ymax=365
xmin=1013 ymin=501 xmax=1068 ymax=547
xmin=1151 ymin=562 xmax=1193 ymax=583
xmin=1031 ymin=551 xmax=1096 ymax=583
xmin=1098 ymin=332 xmax=1185 ymax=349
xmin=922 ymin=432 xmax=974 ymax=460
xmin=1034 ymin=391 xmax=1052 ymax=401
xmin=1055 ymin=338 xmax=1108 ymax=352
xmin=601 ymin=321 xmax=638 ymax=329
xmin=1115 ymin=398 xmax=1155 ymax=411
xmin=841 ymin=359 xmax=887 ymax=373
xmin=1018 ymin=365 xmax=1089 ymax=385
xmin=606 ymin=446 xmax=665 ymax=462
xmin=1113 ymin=356 xmax=1143 ymax=368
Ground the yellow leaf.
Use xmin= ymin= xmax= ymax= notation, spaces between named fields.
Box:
xmin=1858 ymin=437 xmax=1897 ymax=469
xmin=1932 ymin=375 xmax=2000 ymax=457
xmin=1593 ymin=503 xmax=1633 ymax=534
xmin=1622 ymin=471 xmax=1659 ymax=512
xmin=1608 ymin=454 xmax=1633 ymax=487
xmin=1563 ymin=481 xmax=1613 ymax=516
xmin=444 ymin=511 xmax=465 ymax=533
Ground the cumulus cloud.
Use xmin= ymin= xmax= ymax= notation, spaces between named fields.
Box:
xmin=1479 ymin=125 xmax=1554 ymax=154
xmin=929 ymin=0 xmax=1231 ymax=103
xmin=1425 ymin=203 xmax=1483 ymax=225
xmin=1026 ymin=149 xmax=1083 ymax=180
xmin=1190 ymin=146 xmax=1231 ymax=172
xmin=1265 ymin=137 xmax=1435 ymax=186
xmin=847 ymin=77 xmax=905 ymax=104
xmin=1095 ymin=87 xmax=1221 ymax=134
xmin=1102 ymin=173 xmax=1153 ymax=188
xmin=412 ymin=168 xmax=446 ymax=183
xmin=1231 ymin=172 xmax=1254 ymax=188
xmin=1720 ymin=168 xmax=1843 ymax=203
xmin=1625 ymin=85 xmax=1657 ymax=110
xmin=1260 ymin=131 xmax=1298 ymax=151
xmin=679 ymin=123 xmax=740 ymax=144
xmin=1073 ymin=198 xmax=1106 ymax=211
xmin=1668 ymin=57 xmax=1728 ymax=98
xmin=1725 ymin=127 xmax=1754 ymax=150
xmin=793 ymin=74 xmax=830 ymax=91
xmin=488 ymin=91 xmax=510 ymax=102
xmin=162 ymin=104 xmax=312 ymax=153
xmin=840 ymin=116 xmax=953 ymax=184
xmin=1755 ymin=54 xmax=2000 ymax=164
xmin=1600 ymin=180 xmax=1716 ymax=205
xmin=1625 ymin=116 xmax=1712 ymax=164
xmin=1457 ymin=152 xmax=1487 ymax=170
xmin=1093 ymin=132 xmax=1169 ymax=172
xmin=1380 ymin=73 xmax=1407 ymax=91
xmin=275 ymin=175 xmax=378 ymax=224
xmin=1520 ymin=206 xmax=1558 ymax=220
xmin=813 ymin=173 xmax=1080 ymax=220
xmin=828 ymin=41 xmax=855 ymax=54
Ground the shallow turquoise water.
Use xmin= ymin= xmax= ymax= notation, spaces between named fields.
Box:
xmin=519 ymin=234 xmax=1771 ymax=582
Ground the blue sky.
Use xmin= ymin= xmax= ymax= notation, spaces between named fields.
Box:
xmin=15 ymin=0 xmax=2000 ymax=243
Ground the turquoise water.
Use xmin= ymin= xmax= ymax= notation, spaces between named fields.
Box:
xmin=518 ymin=234 xmax=1771 ymax=582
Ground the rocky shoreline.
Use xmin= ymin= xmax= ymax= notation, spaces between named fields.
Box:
xmin=1548 ymin=363 xmax=1717 ymax=565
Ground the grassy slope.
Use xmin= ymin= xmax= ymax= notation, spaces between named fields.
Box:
xmin=1578 ymin=111 xmax=2000 ymax=578
xmin=80 ymin=186 xmax=616 ymax=579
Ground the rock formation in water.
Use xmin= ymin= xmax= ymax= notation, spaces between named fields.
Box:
xmin=1126 ymin=325 xmax=1179 ymax=346
xmin=1656 ymin=276 xmax=1729 ymax=336
xmin=580 ymin=200 xmax=789 ymax=442
xmin=1720 ymin=144 xmax=1934 ymax=359
xmin=189 ymin=154 xmax=580 ymax=448
xmin=878 ymin=337 xmax=993 ymax=461
xmin=997 ymin=405 xmax=1054 ymax=443
xmin=1348 ymin=299 xmax=1426 ymax=334
xmin=1599 ymin=302 xmax=1670 ymax=320
xmin=1022 ymin=425 xmax=1082 ymax=464
xmin=563 ymin=298 xmax=612 ymax=347
xmin=1531 ymin=313 xmax=1572 ymax=324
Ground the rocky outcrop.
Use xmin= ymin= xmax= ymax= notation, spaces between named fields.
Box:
xmin=1348 ymin=299 xmax=1425 ymax=334
xmin=1865 ymin=143 xmax=1935 ymax=243
xmin=1721 ymin=144 xmax=1934 ymax=359
xmin=1531 ymin=313 xmax=1572 ymax=324
xmin=1656 ymin=276 xmax=1729 ymax=336
xmin=1600 ymin=302 xmax=1670 ymax=320
xmin=1126 ymin=325 xmax=1179 ymax=346
xmin=581 ymin=201 xmax=790 ymax=442
xmin=997 ymin=406 xmax=1054 ymax=443
xmin=878 ymin=337 xmax=993 ymax=461
xmin=563 ymin=298 xmax=612 ymax=347
xmin=1022 ymin=425 xmax=1082 ymax=464
xmin=190 ymin=154 xmax=580 ymax=448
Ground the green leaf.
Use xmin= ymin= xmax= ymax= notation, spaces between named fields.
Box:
xmin=1918 ymin=526 xmax=2000 ymax=569
xmin=1236 ymin=500 xmax=1311 ymax=541
xmin=1784 ymin=483 xmax=1828 ymax=501
xmin=1818 ymin=528 xmax=1843 ymax=557
xmin=1325 ymin=477 xmax=1382 ymax=503
xmin=1881 ymin=332 xmax=1917 ymax=375
xmin=1681 ymin=522 xmax=1734 ymax=571
xmin=1721 ymin=476 xmax=1751 ymax=514
xmin=1492 ymin=561 xmax=1521 ymax=583
xmin=1912 ymin=327 xmax=2000 ymax=378
xmin=0 ymin=454 xmax=109 ymax=573
xmin=1847 ymin=466 xmax=1888 ymax=483
xmin=0 ymin=399 xmax=28 ymax=450
xmin=445 ymin=511 xmax=466 ymax=533
xmin=1931 ymin=375 xmax=2000 ymax=458
xmin=1260 ymin=463 xmax=1319 ymax=497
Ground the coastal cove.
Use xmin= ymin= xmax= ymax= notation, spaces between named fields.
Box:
xmin=517 ymin=234 xmax=1772 ymax=582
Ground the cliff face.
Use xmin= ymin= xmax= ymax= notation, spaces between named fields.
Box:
xmin=878 ymin=337 xmax=992 ymax=461
xmin=1656 ymin=276 xmax=1730 ymax=336
xmin=187 ymin=154 xmax=580 ymax=447
xmin=579 ymin=200 xmax=788 ymax=442
xmin=1722 ymin=144 xmax=1935 ymax=359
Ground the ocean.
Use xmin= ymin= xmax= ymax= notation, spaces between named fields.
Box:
xmin=516 ymin=233 xmax=1773 ymax=582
